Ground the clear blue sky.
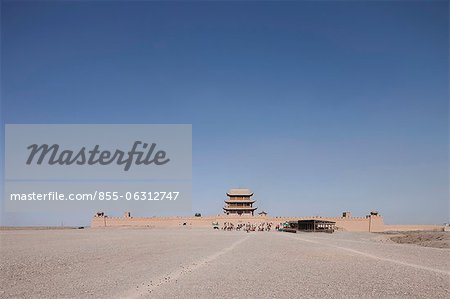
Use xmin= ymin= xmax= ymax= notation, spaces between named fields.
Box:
xmin=1 ymin=0 xmax=448 ymax=225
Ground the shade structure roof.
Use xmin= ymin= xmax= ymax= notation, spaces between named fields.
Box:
xmin=227 ymin=188 xmax=253 ymax=196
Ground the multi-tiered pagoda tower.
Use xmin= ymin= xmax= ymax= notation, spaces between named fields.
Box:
xmin=223 ymin=188 xmax=257 ymax=216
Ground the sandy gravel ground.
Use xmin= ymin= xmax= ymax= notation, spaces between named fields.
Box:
xmin=1 ymin=228 xmax=449 ymax=298
xmin=384 ymin=231 xmax=449 ymax=249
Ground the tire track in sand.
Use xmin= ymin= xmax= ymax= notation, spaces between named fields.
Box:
xmin=124 ymin=234 xmax=251 ymax=298
xmin=280 ymin=233 xmax=450 ymax=276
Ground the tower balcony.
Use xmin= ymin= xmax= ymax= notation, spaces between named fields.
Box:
xmin=224 ymin=199 xmax=256 ymax=204
xmin=223 ymin=205 xmax=257 ymax=211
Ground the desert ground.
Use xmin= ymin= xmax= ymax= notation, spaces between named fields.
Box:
xmin=383 ymin=231 xmax=449 ymax=249
xmin=1 ymin=228 xmax=449 ymax=298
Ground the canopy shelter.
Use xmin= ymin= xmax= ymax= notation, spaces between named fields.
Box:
xmin=287 ymin=219 xmax=336 ymax=233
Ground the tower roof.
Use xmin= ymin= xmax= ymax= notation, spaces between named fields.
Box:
xmin=227 ymin=188 xmax=253 ymax=196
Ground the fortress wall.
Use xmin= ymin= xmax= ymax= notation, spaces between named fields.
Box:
xmin=92 ymin=214 xmax=382 ymax=231
xmin=91 ymin=217 xmax=106 ymax=227
xmin=383 ymin=224 xmax=444 ymax=232
xmin=93 ymin=216 xmax=228 ymax=228
xmin=92 ymin=213 xmax=439 ymax=232
xmin=334 ymin=218 xmax=370 ymax=232
xmin=96 ymin=217 xmax=199 ymax=228
xmin=369 ymin=215 xmax=385 ymax=232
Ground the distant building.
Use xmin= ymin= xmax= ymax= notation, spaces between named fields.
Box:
xmin=223 ymin=188 xmax=257 ymax=216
